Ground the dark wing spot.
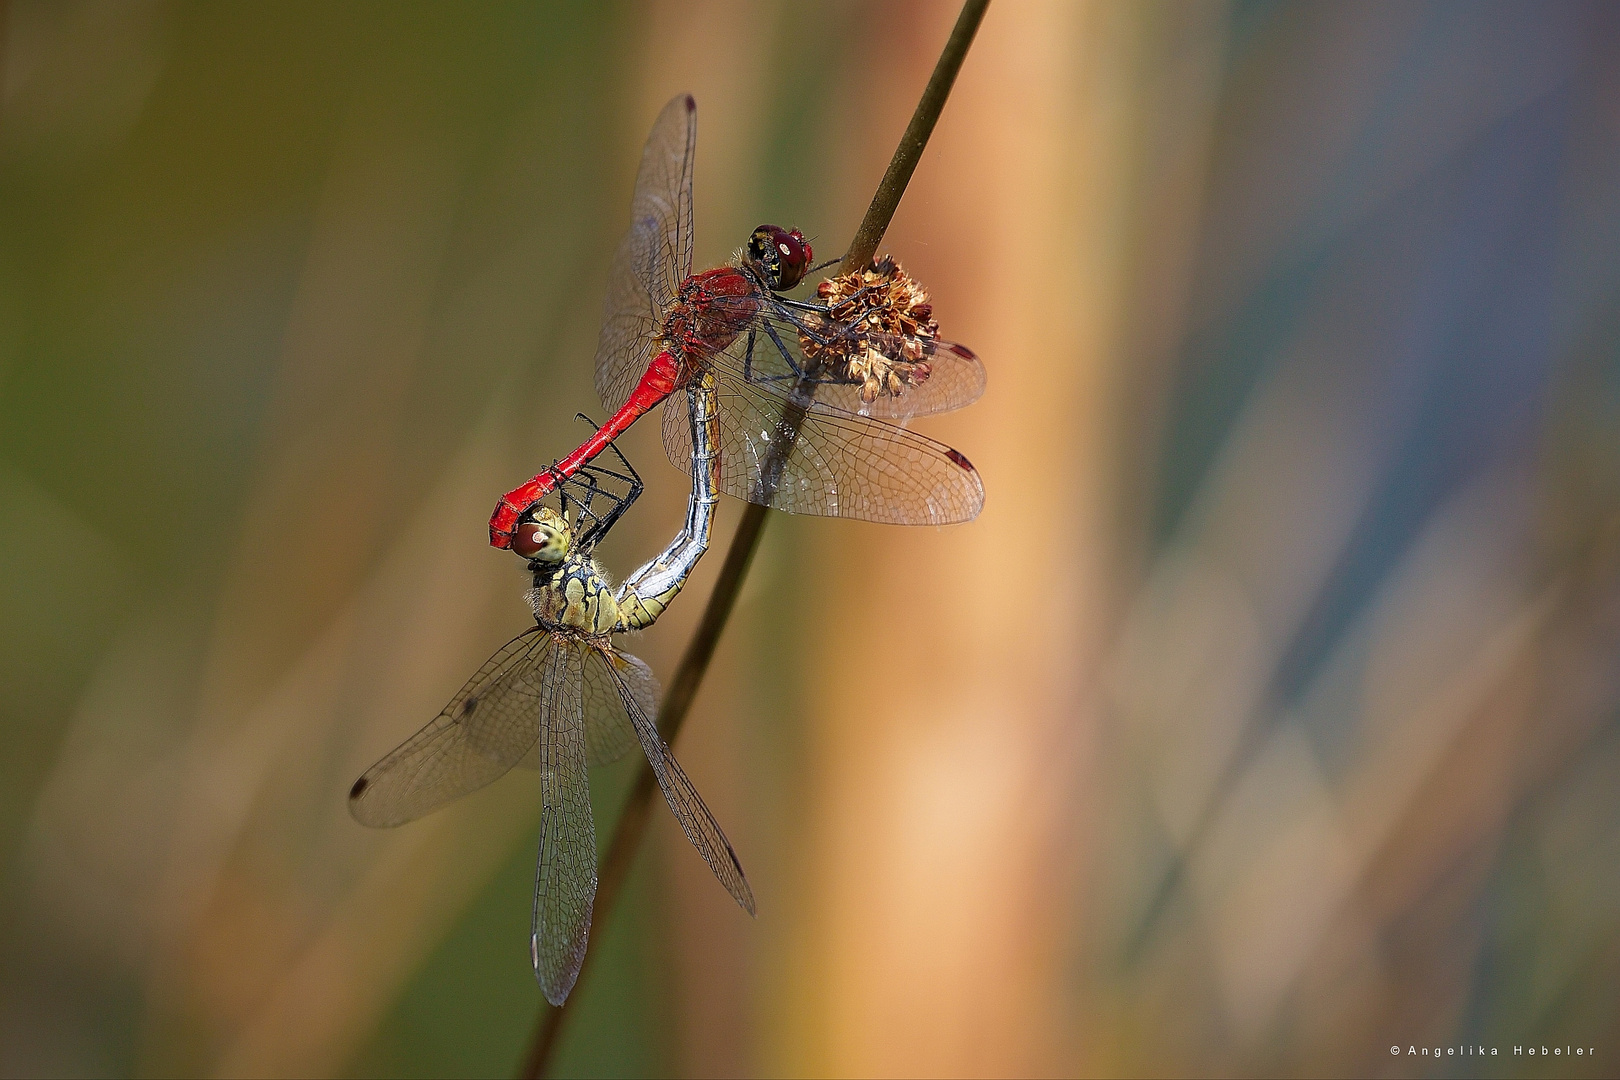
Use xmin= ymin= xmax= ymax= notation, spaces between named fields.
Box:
xmin=682 ymin=94 xmax=696 ymax=113
xmin=458 ymin=694 xmax=479 ymax=718
xmin=349 ymin=776 xmax=369 ymax=800
xmin=945 ymin=448 xmax=976 ymax=472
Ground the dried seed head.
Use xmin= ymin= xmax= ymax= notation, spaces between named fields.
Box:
xmin=798 ymin=256 xmax=941 ymax=403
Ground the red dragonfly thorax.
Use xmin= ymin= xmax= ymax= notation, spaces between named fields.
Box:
xmin=663 ymin=266 xmax=759 ymax=365
xmin=661 ymin=223 xmax=811 ymax=364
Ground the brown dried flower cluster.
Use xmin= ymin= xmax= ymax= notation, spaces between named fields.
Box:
xmin=800 ymin=256 xmax=939 ymax=403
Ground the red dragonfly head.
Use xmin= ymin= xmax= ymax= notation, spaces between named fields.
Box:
xmin=747 ymin=225 xmax=813 ymax=292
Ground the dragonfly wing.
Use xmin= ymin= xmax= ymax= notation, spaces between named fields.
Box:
xmin=819 ymin=338 xmax=986 ymax=419
xmin=718 ymin=306 xmax=986 ymax=418
xmin=595 ymin=94 xmax=697 ymax=415
xmin=531 ymin=637 xmax=597 ymax=1006
xmin=603 ymin=646 xmax=755 ymax=916
xmin=661 ymin=373 xmax=985 ymax=526
xmin=580 ymin=648 xmax=657 ymax=767
xmin=349 ymin=628 xmax=550 ymax=828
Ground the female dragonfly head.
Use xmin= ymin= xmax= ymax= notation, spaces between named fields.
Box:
xmin=747 ymin=225 xmax=813 ymax=292
xmin=511 ymin=506 xmax=571 ymax=566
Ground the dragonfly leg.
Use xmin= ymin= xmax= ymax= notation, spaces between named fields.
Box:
xmin=806 ymin=253 xmax=842 ymax=276
xmin=776 ymin=305 xmax=864 ymax=355
xmin=772 ymin=296 xmax=833 ymax=314
xmin=761 ymin=319 xmax=810 ymax=378
xmin=571 ymin=417 xmax=641 ymax=493
xmin=740 ymin=329 xmax=758 ymax=383
xmin=743 ymin=320 xmax=867 ymax=391
xmin=763 ymin=319 xmax=873 ymax=391
xmin=561 ymin=413 xmax=646 ymax=551
xmin=595 ymin=432 xmax=645 ymax=532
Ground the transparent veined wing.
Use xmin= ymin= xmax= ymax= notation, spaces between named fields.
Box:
xmin=811 ymin=339 xmax=986 ymax=419
xmin=349 ymin=629 xmax=552 ymax=828
xmin=595 ymin=94 xmax=697 ymax=416
xmin=710 ymin=303 xmax=987 ymax=419
xmin=530 ymin=638 xmax=596 ymax=1006
xmin=661 ymin=370 xmax=985 ymax=526
xmin=580 ymin=647 xmax=656 ymax=767
xmin=604 ymin=651 xmax=754 ymax=916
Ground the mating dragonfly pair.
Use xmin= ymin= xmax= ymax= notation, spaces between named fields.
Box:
xmin=350 ymin=95 xmax=986 ymax=1006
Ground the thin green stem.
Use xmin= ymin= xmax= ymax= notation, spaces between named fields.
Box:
xmin=518 ymin=3 xmax=988 ymax=1075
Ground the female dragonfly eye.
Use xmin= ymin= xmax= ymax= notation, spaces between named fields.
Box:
xmin=511 ymin=522 xmax=548 ymax=559
xmin=512 ymin=513 xmax=569 ymax=562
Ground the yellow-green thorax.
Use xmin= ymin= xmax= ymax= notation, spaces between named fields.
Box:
xmin=527 ymin=551 xmax=622 ymax=637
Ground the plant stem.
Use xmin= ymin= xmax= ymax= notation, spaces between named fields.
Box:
xmin=842 ymin=0 xmax=990 ymax=275
xmin=518 ymin=3 xmax=988 ymax=1075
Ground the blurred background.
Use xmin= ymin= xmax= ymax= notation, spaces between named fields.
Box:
xmin=3 ymin=1 xmax=1619 ymax=1076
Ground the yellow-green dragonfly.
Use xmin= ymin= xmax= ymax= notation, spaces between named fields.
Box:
xmin=349 ymin=384 xmax=748 ymax=1005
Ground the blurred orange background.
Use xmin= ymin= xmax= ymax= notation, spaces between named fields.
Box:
xmin=4 ymin=1 xmax=1619 ymax=1076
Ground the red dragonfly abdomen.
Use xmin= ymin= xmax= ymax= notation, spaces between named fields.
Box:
xmin=489 ymin=349 xmax=682 ymax=547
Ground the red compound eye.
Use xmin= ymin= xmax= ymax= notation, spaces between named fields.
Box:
xmin=750 ymin=224 xmax=811 ymax=290
xmin=784 ymin=229 xmax=812 ymax=285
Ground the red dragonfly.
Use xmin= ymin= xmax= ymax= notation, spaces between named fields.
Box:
xmin=490 ymin=94 xmax=986 ymax=549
